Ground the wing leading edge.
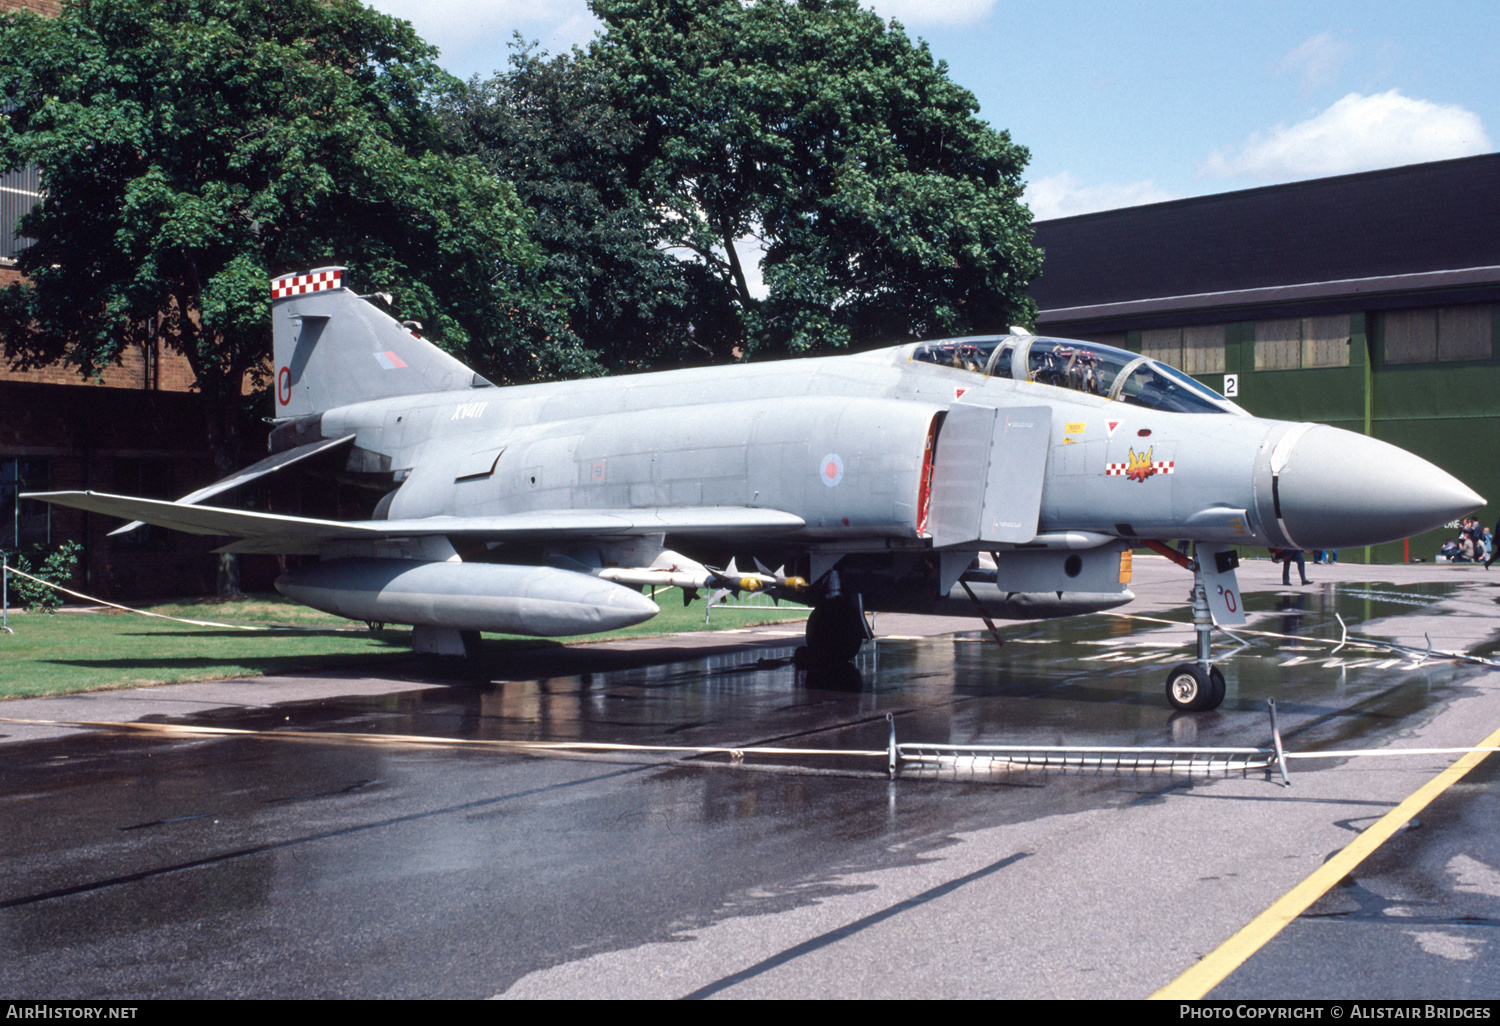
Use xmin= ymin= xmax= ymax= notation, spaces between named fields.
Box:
xmin=26 ymin=491 xmax=807 ymax=554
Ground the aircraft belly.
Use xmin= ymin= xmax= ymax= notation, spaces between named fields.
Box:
xmin=932 ymin=584 xmax=1135 ymax=619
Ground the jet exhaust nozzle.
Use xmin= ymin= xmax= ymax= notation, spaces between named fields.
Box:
xmin=276 ymin=558 xmax=660 ymax=636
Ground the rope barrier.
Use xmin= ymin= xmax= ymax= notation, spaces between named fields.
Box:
xmin=1 ymin=565 xmax=336 ymax=632
xmin=0 ymin=717 xmax=888 ymax=760
xmin=3 ymin=716 xmax=1496 ymax=780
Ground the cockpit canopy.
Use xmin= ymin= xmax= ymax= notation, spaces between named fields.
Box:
xmin=911 ymin=334 xmax=1237 ymax=415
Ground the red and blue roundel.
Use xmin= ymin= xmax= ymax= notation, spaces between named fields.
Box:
xmin=819 ymin=453 xmax=844 ymax=487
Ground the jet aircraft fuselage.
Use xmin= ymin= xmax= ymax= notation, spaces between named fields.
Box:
xmin=31 ymin=267 xmax=1482 ymax=708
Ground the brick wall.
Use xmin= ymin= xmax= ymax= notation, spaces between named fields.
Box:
xmin=0 ymin=1 xmax=61 ymax=17
xmin=0 ymin=337 xmax=202 ymax=391
xmin=2 ymin=380 xmax=271 ymax=599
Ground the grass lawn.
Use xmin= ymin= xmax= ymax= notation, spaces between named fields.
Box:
xmin=0 ymin=590 xmax=808 ymax=700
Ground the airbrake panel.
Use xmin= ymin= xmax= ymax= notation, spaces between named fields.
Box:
xmin=928 ymin=405 xmax=1051 ymax=547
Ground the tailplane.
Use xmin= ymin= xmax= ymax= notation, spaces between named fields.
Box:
xmin=271 ymin=266 xmax=490 ymax=419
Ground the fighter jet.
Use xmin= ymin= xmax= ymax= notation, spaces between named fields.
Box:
xmin=28 ymin=266 xmax=1482 ymax=711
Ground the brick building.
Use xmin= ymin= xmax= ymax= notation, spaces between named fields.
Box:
xmin=1 ymin=0 xmax=264 ymax=600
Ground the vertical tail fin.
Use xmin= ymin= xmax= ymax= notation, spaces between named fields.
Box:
xmin=271 ymin=266 xmax=489 ymax=419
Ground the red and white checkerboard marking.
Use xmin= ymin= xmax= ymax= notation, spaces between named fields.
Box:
xmin=1105 ymin=459 xmax=1175 ymax=477
xmin=271 ymin=268 xmax=343 ymax=299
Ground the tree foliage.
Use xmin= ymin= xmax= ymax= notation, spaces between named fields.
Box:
xmin=466 ymin=0 xmax=1041 ymax=362
xmin=0 ymin=0 xmax=560 ymax=460
xmin=4 ymin=540 xmax=80 ymax=613
xmin=442 ymin=43 xmax=721 ymax=372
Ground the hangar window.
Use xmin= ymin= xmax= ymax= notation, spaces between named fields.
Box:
xmin=1382 ymin=306 xmax=1492 ymax=364
xmin=1254 ymin=316 xmax=1350 ymax=370
xmin=1439 ymin=305 xmax=1492 ymax=361
xmin=1 ymin=458 xmax=50 ymax=550
xmin=1140 ymin=325 xmax=1226 ymax=375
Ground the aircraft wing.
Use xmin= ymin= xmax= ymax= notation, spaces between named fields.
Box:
xmin=108 ymin=434 xmax=357 ymax=536
xmin=26 ymin=491 xmax=806 ymax=554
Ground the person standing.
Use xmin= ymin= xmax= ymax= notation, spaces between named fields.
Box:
xmin=1276 ymin=548 xmax=1311 ymax=586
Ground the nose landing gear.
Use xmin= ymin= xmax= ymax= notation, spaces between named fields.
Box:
xmin=1142 ymin=541 xmax=1243 ymax=712
xmin=1165 ymin=662 xmax=1227 ymax=712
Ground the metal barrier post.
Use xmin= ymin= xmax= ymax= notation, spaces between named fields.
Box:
xmin=2 ymin=551 xmax=12 ymax=634
xmin=1268 ymin=699 xmax=1290 ymax=786
xmin=887 ymin=713 xmax=898 ymax=779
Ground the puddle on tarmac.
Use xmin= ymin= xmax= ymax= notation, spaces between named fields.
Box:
xmin=860 ymin=579 xmax=1482 ymax=761
xmin=139 ymin=578 xmax=1493 ymax=786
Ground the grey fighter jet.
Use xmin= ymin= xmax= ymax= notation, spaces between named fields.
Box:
xmin=29 ymin=266 xmax=1482 ymax=710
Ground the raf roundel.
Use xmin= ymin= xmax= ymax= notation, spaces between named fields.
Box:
xmin=819 ymin=453 xmax=845 ymax=487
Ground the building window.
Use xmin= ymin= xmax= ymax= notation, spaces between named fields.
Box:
xmin=1141 ymin=324 xmax=1226 ymax=375
xmin=1254 ymin=315 xmax=1350 ymax=370
xmin=1438 ymin=305 xmax=1492 ymax=361
xmin=110 ymin=458 xmax=174 ymax=551
xmin=1382 ymin=305 xmax=1492 ymax=364
xmin=0 ymin=166 xmax=40 ymax=263
xmin=1 ymin=458 xmax=51 ymax=550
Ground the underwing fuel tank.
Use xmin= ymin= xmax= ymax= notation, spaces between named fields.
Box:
xmin=275 ymin=559 xmax=660 ymax=635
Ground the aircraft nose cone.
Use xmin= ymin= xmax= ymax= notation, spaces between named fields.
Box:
xmin=1275 ymin=425 xmax=1483 ymax=549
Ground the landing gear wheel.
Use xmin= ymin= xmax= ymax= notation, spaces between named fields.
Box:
xmin=1208 ymin=667 xmax=1227 ymax=709
xmin=805 ymin=595 xmax=867 ymax=663
xmin=1165 ymin=663 xmax=1223 ymax=712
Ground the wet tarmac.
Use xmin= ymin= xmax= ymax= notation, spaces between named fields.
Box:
xmin=2 ymin=556 xmax=1499 ymax=998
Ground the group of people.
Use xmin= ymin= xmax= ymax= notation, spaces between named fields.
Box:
xmin=1438 ymin=516 xmax=1495 ymax=564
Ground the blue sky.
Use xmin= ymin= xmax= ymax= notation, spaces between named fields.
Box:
xmin=369 ymin=0 xmax=1498 ymax=220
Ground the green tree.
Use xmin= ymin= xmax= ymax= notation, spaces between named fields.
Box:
xmin=0 ymin=0 xmax=553 ymax=465
xmin=442 ymin=42 xmax=734 ymax=371
xmin=586 ymin=0 xmax=1041 ymax=357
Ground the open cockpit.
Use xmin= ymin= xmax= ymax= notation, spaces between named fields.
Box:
xmin=910 ymin=334 xmax=1241 ymax=415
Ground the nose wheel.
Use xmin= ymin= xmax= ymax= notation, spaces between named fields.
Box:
xmin=1165 ymin=663 xmax=1226 ymax=711
xmin=1141 ymin=540 xmax=1241 ymax=712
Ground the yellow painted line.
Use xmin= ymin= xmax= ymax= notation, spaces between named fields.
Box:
xmin=1152 ymin=721 xmax=1500 ymax=1000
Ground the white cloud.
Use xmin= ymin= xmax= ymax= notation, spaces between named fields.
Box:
xmin=1199 ymin=90 xmax=1493 ymax=183
xmin=1278 ymin=32 xmax=1352 ymax=94
xmin=1024 ymin=172 xmax=1177 ymax=220
xmin=867 ymin=0 xmax=997 ymax=27
xmin=368 ymin=1 xmax=599 ymax=74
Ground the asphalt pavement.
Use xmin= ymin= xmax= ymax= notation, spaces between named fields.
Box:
xmin=1 ymin=555 xmax=1498 ymax=999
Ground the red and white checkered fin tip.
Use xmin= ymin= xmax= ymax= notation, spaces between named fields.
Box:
xmin=270 ymin=267 xmax=346 ymax=300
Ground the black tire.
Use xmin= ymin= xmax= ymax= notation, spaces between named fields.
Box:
xmin=1207 ymin=667 xmax=1227 ymax=710
xmin=805 ymin=595 xmax=867 ymax=663
xmin=1165 ymin=663 xmax=1214 ymax=711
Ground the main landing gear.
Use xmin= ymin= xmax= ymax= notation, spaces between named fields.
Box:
xmin=801 ymin=574 xmax=872 ymax=664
